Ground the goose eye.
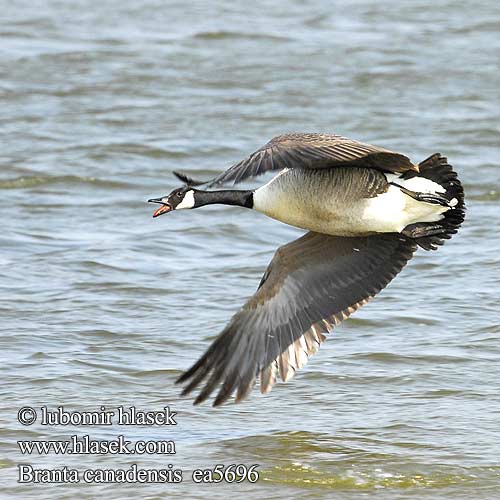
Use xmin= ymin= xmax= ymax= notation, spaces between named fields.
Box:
xmin=177 ymin=192 xmax=183 ymax=198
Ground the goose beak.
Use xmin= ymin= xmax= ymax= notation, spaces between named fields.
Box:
xmin=148 ymin=197 xmax=172 ymax=218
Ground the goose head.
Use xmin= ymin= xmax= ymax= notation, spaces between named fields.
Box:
xmin=149 ymin=187 xmax=196 ymax=217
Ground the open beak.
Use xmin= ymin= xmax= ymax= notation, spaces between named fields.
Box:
xmin=148 ymin=197 xmax=172 ymax=218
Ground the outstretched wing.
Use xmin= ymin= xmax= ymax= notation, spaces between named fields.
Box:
xmin=207 ymin=133 xmax=418 ymax=186
xmin=176 ymin=232 xmax=417 ymax=406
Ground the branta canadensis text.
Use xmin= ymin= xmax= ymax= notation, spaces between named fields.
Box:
xmin=148 ymin=133 xmax=465 ymax=406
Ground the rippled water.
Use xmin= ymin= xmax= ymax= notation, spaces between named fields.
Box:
xmin=1 ymin=0 xmax=499 ymax=498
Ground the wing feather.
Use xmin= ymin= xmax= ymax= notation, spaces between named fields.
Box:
xmin=207 ymin=133 xmax=417 ymax=186
xmin=177 ymin=232 xmax=417 ymax=406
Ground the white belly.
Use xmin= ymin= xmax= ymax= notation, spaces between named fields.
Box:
xmin=253 ymin=169 xmax=449 ymax=236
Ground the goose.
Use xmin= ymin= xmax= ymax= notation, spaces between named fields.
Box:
xmin=148 ymin=133 xmax=465 ymax=406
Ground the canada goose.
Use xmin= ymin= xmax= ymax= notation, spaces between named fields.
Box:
xmin=149 ymin=133 xmax=465 ymax=406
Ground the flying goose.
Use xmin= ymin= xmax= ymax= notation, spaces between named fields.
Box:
xmin=148 ymin=133 xmax=465 ymax=406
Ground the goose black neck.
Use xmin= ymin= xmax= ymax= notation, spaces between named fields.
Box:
xmin=195 ymin=189 xmax=254 ymax=209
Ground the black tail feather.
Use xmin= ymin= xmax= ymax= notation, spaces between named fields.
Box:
xmin=403 ymin=154 xmax=465 ymax=251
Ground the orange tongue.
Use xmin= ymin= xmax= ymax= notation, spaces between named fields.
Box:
xmin=152 ymin=205 xmax=172 ymax=218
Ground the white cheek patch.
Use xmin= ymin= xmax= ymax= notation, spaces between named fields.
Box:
xmin=176 ymin=190 xmax=195 ymax=209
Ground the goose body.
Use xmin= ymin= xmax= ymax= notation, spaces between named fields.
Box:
xmin=148 ymin=133 xmax=465 ymax=406
xmin=253 ymin=167 xmax=452 ymax=236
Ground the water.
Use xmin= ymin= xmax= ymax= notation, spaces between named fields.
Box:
xmin=1 ymin=0 xmax=499 ymax=498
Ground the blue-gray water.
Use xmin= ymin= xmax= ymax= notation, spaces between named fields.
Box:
xmin=1 ymin=0 xmax=499 ymax=498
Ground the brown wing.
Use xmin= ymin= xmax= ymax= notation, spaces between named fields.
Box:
xmin=176 ymin=232 xmax=417 ymax=406
xmin=208 ymin=133 xmax=418 ymax=186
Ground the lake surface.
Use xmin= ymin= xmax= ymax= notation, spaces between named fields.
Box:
xmin=1 ymin=0 xmax=499 ymax=498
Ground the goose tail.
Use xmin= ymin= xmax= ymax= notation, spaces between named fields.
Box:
xmin=401 ymin=154 xmax=465 ymax=250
